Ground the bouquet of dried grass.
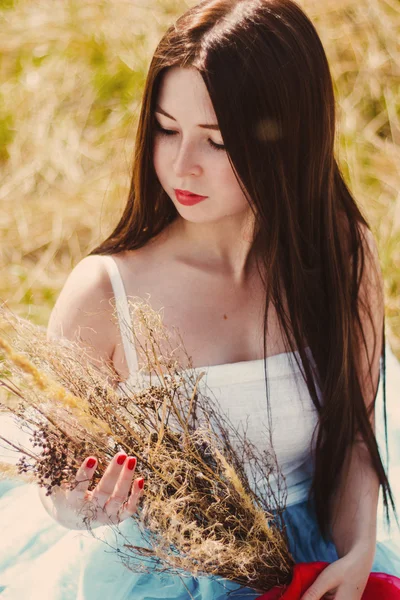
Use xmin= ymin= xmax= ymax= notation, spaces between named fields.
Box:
xmin=0 ymin=299 xmax=294 ymax=595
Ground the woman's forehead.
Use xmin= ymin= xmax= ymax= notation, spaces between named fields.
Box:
xmin=156 ymin=67 xmax=218 ymax=125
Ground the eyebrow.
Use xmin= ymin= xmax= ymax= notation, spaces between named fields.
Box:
xmin=155 ymin=105 xmax=220 ymax=130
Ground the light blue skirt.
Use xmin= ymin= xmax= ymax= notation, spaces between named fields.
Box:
xmin=0 ymin=478 xmax=399 ymax=600
xmin=1 ymin=344 xmax=399 ymax=599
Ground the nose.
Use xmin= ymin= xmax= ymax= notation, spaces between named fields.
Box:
xmin=172 ymin=139 xmax=202 ymax=178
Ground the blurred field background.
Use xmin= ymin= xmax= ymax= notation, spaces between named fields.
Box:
xmin=0 ymin=0 xmax=399 ymax=356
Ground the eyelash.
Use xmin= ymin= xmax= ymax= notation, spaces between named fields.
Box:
xmin=154 ymin=122 xmax=226 ymax=151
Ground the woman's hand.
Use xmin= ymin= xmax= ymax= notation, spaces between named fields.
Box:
xmin=300 ymin=546 xmax=374 ymax=600
xmin=39 ymin=452 xmax=145 ymax=530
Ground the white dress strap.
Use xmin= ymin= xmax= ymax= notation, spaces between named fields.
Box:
xmin=101 ymin=255 xmax=139 ymax=378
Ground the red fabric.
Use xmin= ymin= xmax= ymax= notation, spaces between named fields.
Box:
xmin=256 ymin=562 xmax=400 ymax=599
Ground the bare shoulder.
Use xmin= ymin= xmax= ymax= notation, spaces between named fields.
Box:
xmin=47 ymin=255 xmax=116 ymax=368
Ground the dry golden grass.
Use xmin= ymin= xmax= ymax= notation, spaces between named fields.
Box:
xmin=0 ymin=0 xmax=399 ymax=353
xmin=0 ymin=300 xmax=293 ymax=592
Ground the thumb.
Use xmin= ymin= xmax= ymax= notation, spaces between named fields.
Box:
xmin=301 ymin=569 xmax=337 ymax=600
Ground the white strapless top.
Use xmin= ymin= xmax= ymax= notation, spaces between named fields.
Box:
xmin=103 ymin=255 xmax=320 ymax=507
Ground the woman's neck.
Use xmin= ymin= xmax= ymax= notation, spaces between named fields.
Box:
xmin=166 ymin=213 xmax=257 ymax=284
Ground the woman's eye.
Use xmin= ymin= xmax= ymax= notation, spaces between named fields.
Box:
xmin=154 ymin=122 xmax=225 ymax=151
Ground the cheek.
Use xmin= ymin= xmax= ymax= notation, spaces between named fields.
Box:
xmin=217 ymin=164 xmax=240 ymax=189
xmin=216 ymin=164 xmax=248 ymax=206
xmin=153 ymin=140 xmax=167 ymax=178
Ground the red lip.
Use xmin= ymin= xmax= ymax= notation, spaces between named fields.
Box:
xmin=174 ymin=189 xmax=208 ymax=206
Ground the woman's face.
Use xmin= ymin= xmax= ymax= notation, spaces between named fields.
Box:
xmin=153 ymin=66 xmax=250 ymax=224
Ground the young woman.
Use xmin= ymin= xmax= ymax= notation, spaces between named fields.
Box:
xmin=1 ymin=0 xmax=400 ymax=598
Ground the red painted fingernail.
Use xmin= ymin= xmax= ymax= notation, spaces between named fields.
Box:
xmin=127 ymin=457 xmax=137 ymax=470
xmin=117 ymin=454 xmax=127 ymax=465
xmin=137 ymin=478 xmax=144 ymax=490
xmin=86 ymin=458 xmax=96 ymax=469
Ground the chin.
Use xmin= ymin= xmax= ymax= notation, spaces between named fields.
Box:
xmin=175 ymin=209 xmax=215 ymax=224
xmin=168 ymin=195 xmax=250 ymax=224
xmin=181 ymin=212 xmax=242 ymax=226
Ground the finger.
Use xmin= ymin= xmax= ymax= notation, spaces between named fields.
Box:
xmin=91 ymin=452 xmax=127 ymax=509
xmin=118 ymin=477 xmax=145 ymax=522
xmin=100 ymin=474 xmax=143 ymax=526
xmin=301 ymin=571 xmax=338 ymax=600
xmin=71 ymin=456 xmax=97 ymax=496
xmin=105 ymin=456 xmax=137 ymax=507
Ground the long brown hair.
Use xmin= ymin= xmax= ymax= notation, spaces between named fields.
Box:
xmin=90 ymin=0 xmax=397 ymax=541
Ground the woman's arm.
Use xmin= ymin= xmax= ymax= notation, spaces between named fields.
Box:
xmin=39 ymin=255 xmax=118 ymax=525
xmin=329 ymin=442 xmax=380 ymax=561
xmin=329 ymin=225 xmax=384 ymax=561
